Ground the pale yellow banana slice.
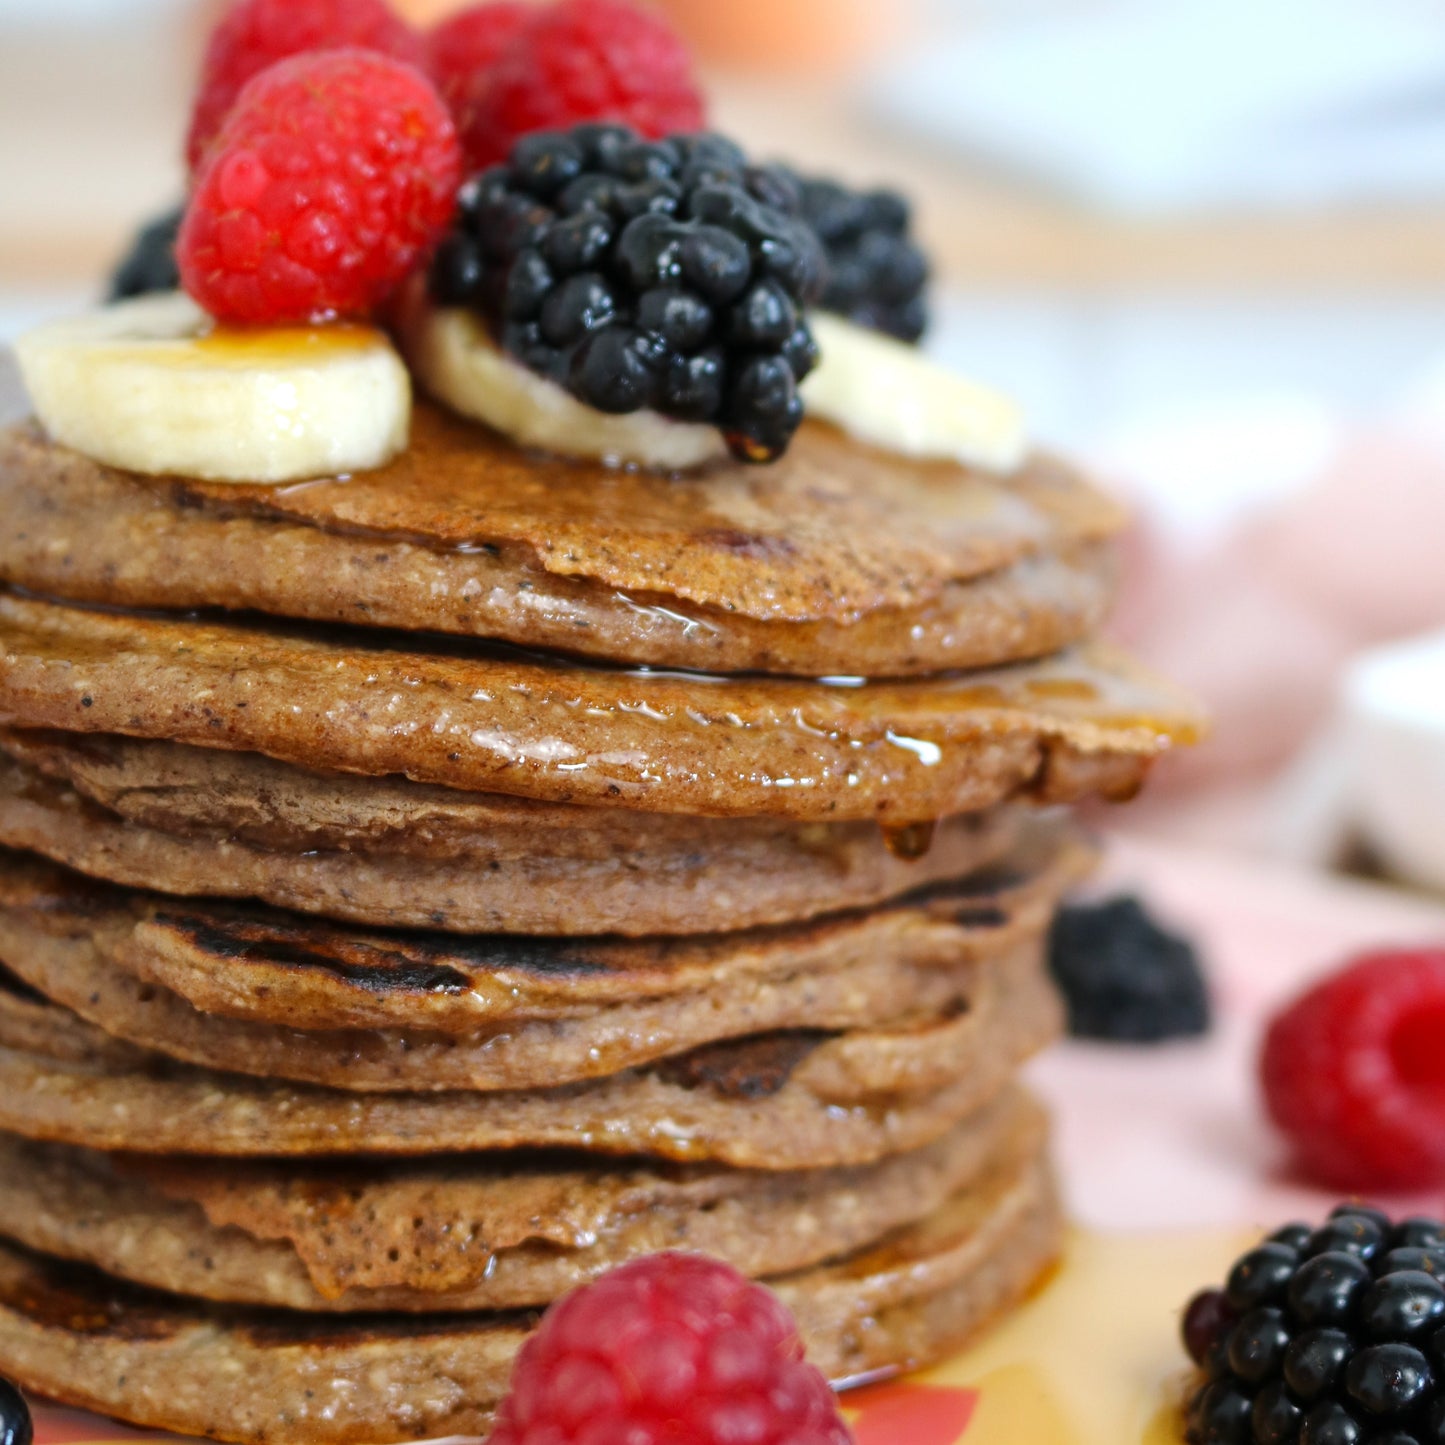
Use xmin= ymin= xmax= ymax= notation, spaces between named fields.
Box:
xmin=803 ymin=312 xmax=1027 ymax=473
xmin=398 ymin=292 xmax=727 ymax=472
xmin=14 ymin=292 xmax=411 ymax=484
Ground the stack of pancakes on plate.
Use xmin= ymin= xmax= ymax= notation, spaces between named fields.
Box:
xmin=0 ymin=398 xmax=1199 ymax=1443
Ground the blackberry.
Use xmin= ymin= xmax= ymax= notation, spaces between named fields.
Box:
xmin=790 ymin=172 xmax=930 ymax=342
xmin=1047 ymin=895 xmax=1211 ymax=1043
xmin=108 ymin=206 xmax=182 ymax=301
xmin=0 ymin=1377 xmax=31 ymax=1445
xmin=430 ymin=126 xmax=826 ymax=463
xmin=1183 ymin=1207 xmax=1445 ymax=1445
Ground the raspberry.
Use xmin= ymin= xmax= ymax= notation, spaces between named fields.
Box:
xmin=488 ymin=1253 xmax=854 ymax=1445
xmin=185 ymin=0 xmax=425 ymax=173
xmin=178 ymin=49 xmax=461 ymax=325
xmin=427 ymin=3 xmax=533 ymax=153
xmin=1261 ymin=949 xmax=1445 ymax=1191
xmin=460 ymin=0 xmax=705 ymax=172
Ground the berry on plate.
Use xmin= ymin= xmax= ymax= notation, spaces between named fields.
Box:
xmin=185 ymin=0 xmax=425 ymax=173
xmin=459 ymin=0 xmax=705 ymax=171
xmin=178 ymin=48 xmax=461 ymax=324
xmin=1261 ymin=949 xmax=1445 ymax=1191
xmin=1182 ymin=1206 xmax=1445 ymax=1445
xmin=488 ymin=1253 xmax=854 ymax=1445
xmin=1047 ymin=894 xmax=1211 ymax=1044
xmin=0 ymin=1376 xmax=31 ymax=1445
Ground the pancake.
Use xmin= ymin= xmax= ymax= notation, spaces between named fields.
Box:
xmin=0 ymin=732 xmax=1019 ymax=935
xmin=0 ymin=836 xmax=1086 ymax=1090
xmin=0 ymin=1088 xmax=1043 ymax=1311
xmin=0 ymin=590 xmax=1202 ymax=821
xmin=0 ymin=955 xmax=1060 ymax=1165
xmin=0 ymin=404 xmax=1123 ymax=676
xmin=0 ymin=1128 xmax=1060 ymax=1444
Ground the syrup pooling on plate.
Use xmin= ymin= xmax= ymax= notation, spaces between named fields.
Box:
xmin=890 ymin=1229 xmax=1256 ymax=1444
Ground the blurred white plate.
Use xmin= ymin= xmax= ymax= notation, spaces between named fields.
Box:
xmin=870 ymin=0 xmax=1445 ymax=214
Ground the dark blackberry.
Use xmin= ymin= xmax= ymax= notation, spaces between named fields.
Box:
xmin=790 ymin=172 xmax=930 ymax=342
xmin=1047 ymin=895 xmax=1211 ymax=1043
xmin=429 ymin=125 xmax=826 ymax=463
xmin=0 ymin=1377 xmax=31 ymax=1445
xmin=108 ymin=206 xmax=182 ymax=300
xmin=1184 ymin=1209 xmax=1445 ymax=1445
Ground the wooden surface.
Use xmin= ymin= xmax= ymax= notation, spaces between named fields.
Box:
xmin=6 ymin=20 xmax=1445 ymax=293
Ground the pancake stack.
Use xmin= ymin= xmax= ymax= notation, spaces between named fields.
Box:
xmin=0 ymin=389 xmax=1199 ymax=1442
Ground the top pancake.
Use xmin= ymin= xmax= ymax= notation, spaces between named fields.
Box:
xmin=0 ymin=402 xmax=1124 ymax=676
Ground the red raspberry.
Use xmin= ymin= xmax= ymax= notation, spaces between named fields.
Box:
xmin=427 ymin=3 xmax=533 ymax=153
xmin=185 ymin=0 xmax=425 ymax=173
xmin=460 ymin=0 xmax=706 ymax=172
xmin=489 ymin=1253 xmax=855 ymax=1445
xmin=1261 ymin=949 xmax=1445 ymax=1190
xmin=178 ymin=49 xmax=461 ymax=324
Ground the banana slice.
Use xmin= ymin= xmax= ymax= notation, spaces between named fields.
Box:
xmin=399 ymin=291 xmax=727 ymax=472
xmin=803 ymin=312 xmax=1027 ymax=473
xmin=14 ymin=292 xmax=411 ymax=484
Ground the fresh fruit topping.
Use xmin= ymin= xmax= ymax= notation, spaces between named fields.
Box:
xmin=1261 ymin=949 xmax=1445 ymax=1191
xmin=427 ymin=2 xmax=533 ymax=153
xmin=185 ymin=0 xmax=424 ymax=173
xmin=428 ymin=125 xmax=824 ymax=462
xmin=109 ymin=206 xmax=183 ymax=301
xmin=792 ymin=173 xmax=930 ymax=342
xmin=1047 ymin=895 xmax=1211 ymax=1043
xmin=802 ymin=312 xmax=1026 ymax=472
xmin=178 ymin=48 xmax=461 ymax=325
xmin=1182 ymin=1206 xmax=1445 ymax=1445
xmin=488 ymin=1252 xmax=854 ymax=1445
xmin=456 ymin=0 xmax=705 ymax=173
xmin=0 ymin=1377 xmax=31 ymax=1445
xmin=401 ymin=293 xmax=725 ymax=469
xmin=15 ymin=293 xmax=411 ymax=484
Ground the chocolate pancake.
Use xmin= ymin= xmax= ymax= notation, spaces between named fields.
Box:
xmin=0 ymin=954 xmax=1060 ymax=1166
xmin=0 ymin=1088 xmax=1042 ymax=1311
xmin=0 ymin=731 xmax=1019 ymax=935
xmin=0 ymin=404 xmax=1123 ymax=676
xmin=0 ymin=591 xmax=1202 ymax=821
xmin=0 ymin=1129 xmax=1060 ymax=1444
xmin=0 ymin=834 xmax=1087 ymax=1089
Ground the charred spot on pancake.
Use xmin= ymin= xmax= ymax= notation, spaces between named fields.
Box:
xmin=155 ymin=912 xmax=609 ymax=988
xmin=0 ymin=1246 xmax=181 ymax=1341
xmin=0 ymin=964 xmax=48 ymax=1006
xmin=656 ymin=1031 xmax=828 ymax=1100
xmin=156 ymin=915 xmax=474 ymax=996
xmin=233 ymin=1302 xmax=539 ymax=1349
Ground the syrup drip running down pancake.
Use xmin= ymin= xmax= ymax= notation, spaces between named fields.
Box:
xmin=0 ymin=405 xmax=1122 ymax=676
xmin=0 ymin=592 xmax=1202 ymax=821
